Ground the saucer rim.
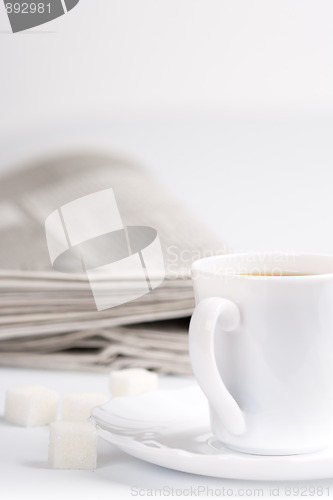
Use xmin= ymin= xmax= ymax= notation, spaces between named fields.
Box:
xmin=90 ymin=386 xmax=333 ymax=481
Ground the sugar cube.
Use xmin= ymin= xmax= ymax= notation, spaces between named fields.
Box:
xmin=109 ymin=368 xmax=158 ymax=397
xmin=48 ymin=421 xmax=98 ymax=469
xmin=62 ymin=393 xmax=108 ymax=421
xmin=4 ymin=385 xmax=59 ymax=427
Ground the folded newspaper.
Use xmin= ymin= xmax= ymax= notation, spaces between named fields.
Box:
xmin=0 ymin=152 xmax=228 ymax=374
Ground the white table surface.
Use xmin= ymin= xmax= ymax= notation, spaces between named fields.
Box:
xmin=1 ymin=114 xmax=333 ymax=498
xmin=1 ymin=367 xmax=333 ymax=500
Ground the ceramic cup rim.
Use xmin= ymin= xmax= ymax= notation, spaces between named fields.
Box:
xmin=191 ymin=252 xmax=333 ymax=282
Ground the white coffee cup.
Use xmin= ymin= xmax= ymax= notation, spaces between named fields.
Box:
xmin=189 ymin=253 xmax=333 ymax=455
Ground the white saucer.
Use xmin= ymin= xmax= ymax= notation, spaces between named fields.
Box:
xmin=90 ymin=385 xmax=333 ymax=481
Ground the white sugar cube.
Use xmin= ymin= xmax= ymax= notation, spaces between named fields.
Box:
xmin=5 ymin=385 xmax=59 ymax=427
xmin=48 ymin=421 xmax=98 ymax=469
xmin=109 ymin=368 xmax=158 ymax=397
xmin=62 ymin=393 xmax=108 ymax=421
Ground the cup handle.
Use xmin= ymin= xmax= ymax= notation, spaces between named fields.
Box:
xmin=189 ymin=297 xmax=246 ymax=436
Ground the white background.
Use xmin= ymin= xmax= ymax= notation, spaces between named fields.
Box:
xmin=1 ymin=3 xmax=333 ymax=498
xmin=1 ymin=1 xmax=333 ymax=253
xmin=1 ymin=1 xmax=333 ymax=120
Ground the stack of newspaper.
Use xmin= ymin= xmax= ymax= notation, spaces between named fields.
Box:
xmin=0 ymin=153 xmax=228 ymax=374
